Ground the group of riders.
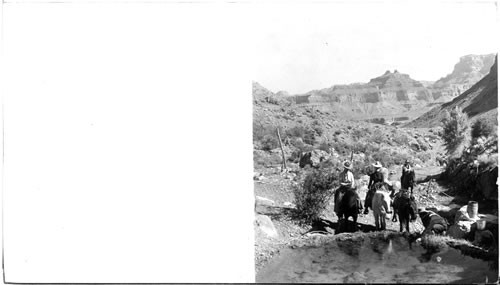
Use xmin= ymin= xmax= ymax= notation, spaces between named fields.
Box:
xmin=334 ymin=159 xmax=416 ymax=231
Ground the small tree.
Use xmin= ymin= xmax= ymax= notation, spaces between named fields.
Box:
xmin=471 ymin=118 xmax=495 ymax=142
xmin=293 ymin=168 xmax=338 ymax=223
xmin=441 ymin=107 xmax=469 ymax=156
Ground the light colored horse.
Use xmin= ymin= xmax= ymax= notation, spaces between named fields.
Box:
xmin=371 ymin=190 xmax=392 ymax=230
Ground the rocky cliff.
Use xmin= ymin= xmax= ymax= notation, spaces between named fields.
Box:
xmin=407 ymin=55 xmax=498 ymax=128
xmin=290 ymin=70 xmax=434 ymax=121
xmin=430 ymin=54 xmax=496 ymax=102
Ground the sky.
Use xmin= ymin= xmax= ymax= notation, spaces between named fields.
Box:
xmin=254 ymin=1 xmax=499 ymax=94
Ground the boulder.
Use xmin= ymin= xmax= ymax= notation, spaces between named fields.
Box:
xmin=255 ymin=196 xmax=275 ymax=206
xmin=410 ymin=142 xmax=420 ymax=151
xmin=255 ymin=196 xmax=278 ymax=214
xmin=255 ymin=214 xmax=279 ymax=238
xmin=299 ymin=150 xmax=330 ymax=168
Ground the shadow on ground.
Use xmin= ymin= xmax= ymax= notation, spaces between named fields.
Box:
xmin=308 ymin=218 xmax=378 ymax=235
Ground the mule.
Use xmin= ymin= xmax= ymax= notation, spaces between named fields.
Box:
xmin=391 ymin=192 xmax=418 ymax=233
xmin=336 ymin=188 xmax=363 ymax=232
xmin=371 ymin=190 xmax=392 ymax=231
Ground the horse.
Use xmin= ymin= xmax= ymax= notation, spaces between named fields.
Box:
xmin=371 ymin=190 xmax=392 ymax=230
xmin=365 ymin=181 xmax=395 ymax=213
xmin=336 ymin=187 xmax=363 ymax=232
xmin=391 ymin=191 xmax=418 ymax=233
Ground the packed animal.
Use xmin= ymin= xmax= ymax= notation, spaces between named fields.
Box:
xmin=333 ymin=159 xmax=448 ymax=237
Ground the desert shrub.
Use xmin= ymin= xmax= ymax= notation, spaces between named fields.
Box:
xmin=352 ymin=128 xmax=365 ymax=140
xmin=254 ymin=151 xmax=282 ymax=168
xmin=286 ymin=125 xmax=316 ymax=145
xmin=293 ymin=168 xmax=338 ymax=223
xmin=416 ymin=152 xmax=432 ymax=164
xmin=441 ymin=107 xmax=469 ymax=156
xmin=290 ymin=137 xmax=306 ymax=149
xmin=261 ymin=134 xmax=280 ymax=151
xmin=332 ymin=140 xmax=351 ymax=156
xmin=319 ymin=141 xmax=333 ymax=153
xmin=370 ymin=128 xmax=386 ymax=144
xmin=313 ymin=125 xmax=324 ymax=136
xmin=334 ymin=130 xmax=342 ymax=135
xmin=393 ymin=133 xmax=410 ymax=145
xmin=471 ymin=118 xmax=495 ymax=142
xmin=477 ymin=153 xmax=498 ymax=169
xmin=391 ymin=151 xmax=409 ymax=165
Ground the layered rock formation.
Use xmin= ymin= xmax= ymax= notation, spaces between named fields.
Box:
xmin=290 ymin=70 xmax=434 ymax=121
xmin=430 ymin=54 xmax=495 ymax=102
xmin=407 ymin=55 xmax=498 ymax=128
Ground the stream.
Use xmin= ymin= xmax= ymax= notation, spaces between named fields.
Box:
xmin=256 ymin=234 xmax=498 ymax=283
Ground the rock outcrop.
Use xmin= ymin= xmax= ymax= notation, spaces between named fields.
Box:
xmin=255 ymin=214 xmax=279 ymax=238
xmin=430 ymin=54 xmax=496 ymax=102
xmin=407 ymin=55 xmax=498 ymax=128
xmin=290 ymin=70 xmax=433 ymax=121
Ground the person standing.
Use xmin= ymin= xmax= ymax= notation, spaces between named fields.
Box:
xmin=364 ymin=161 xmax=384 ymax=215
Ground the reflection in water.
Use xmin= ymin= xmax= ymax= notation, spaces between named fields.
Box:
xmin=257 ymin=235 xmax=498 ymax=283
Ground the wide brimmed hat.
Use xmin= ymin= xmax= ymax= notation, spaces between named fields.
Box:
xmin=372 ymin=161 xmax=382 ymax=168
xmin=343 ymin=161 xmax=352 ymax=170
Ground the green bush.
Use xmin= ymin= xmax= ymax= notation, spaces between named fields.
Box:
xmin=471 ymin=118 xmax=495 ymax=141
xmin=351 ymin=128 xmax=366 ymax=141
xmin=416 ymin=152 xmax=432 ymax=164
xmin=441 ymin=107 xmax=469 ymax=156
xmin=313 ymin=125 xmax=324 ymax=136
xmin=370 ymin=128 xmax=386 ymax=144
xmin=319 ymin=140 xmax=333 ymax=153
xmin=261 ymin=134 xmax=279 ymax=151
xmin=254 ymin=151 xmax=282 ymax=168
xmin=286 ymin=125 xmax=316 ymax=145
xmin=393 ymin=133 xmax=410 ymax=145
xmin=293 ymin=169 xmax=338 ymax=223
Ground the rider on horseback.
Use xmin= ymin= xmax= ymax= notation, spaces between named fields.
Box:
xmin=401 ymin=159 xmax=416 ymax=195
xmin=334 ymin=161 xmax=355 ymax=217
xmin=363 ymin=161 xmax=385 ymax=215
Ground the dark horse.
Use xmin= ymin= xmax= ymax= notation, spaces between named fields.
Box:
xmin=391 ymin=192 xmax=418 ymax=233
xmin=335 ymin=187 xmax=363 ymax=232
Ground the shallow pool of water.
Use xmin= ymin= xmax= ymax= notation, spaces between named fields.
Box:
xmin=256 ymin=235 xmax=498 ymax=283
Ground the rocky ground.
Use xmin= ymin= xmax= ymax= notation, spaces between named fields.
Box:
xmin=254 ymin=163 xmax=498 ymax=274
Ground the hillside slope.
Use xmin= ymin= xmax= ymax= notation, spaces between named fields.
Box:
xmin=430 ymin=54 xmax=496 ymax=102
xmin=406 ymin=55 xmax=498 ymax=128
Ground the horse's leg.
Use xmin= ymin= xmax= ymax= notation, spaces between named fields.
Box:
xmin=352 ymin=214 xmax=358 ymax=232
xmin=399 ymin=214 xmax=404 ymax=232
xmin=392 ymin=208 xmax=398 ymax=222
xmin=337 ymin=214 xmax=343 ymax=232
xmin=381 ymin=213 xmax=386 ymax=230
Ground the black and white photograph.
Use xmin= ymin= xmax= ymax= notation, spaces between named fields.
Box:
xmin=1 ymin=0 xmax=499 ymax=283
xmin=253 ymin=2 xmax=499 ymax=283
